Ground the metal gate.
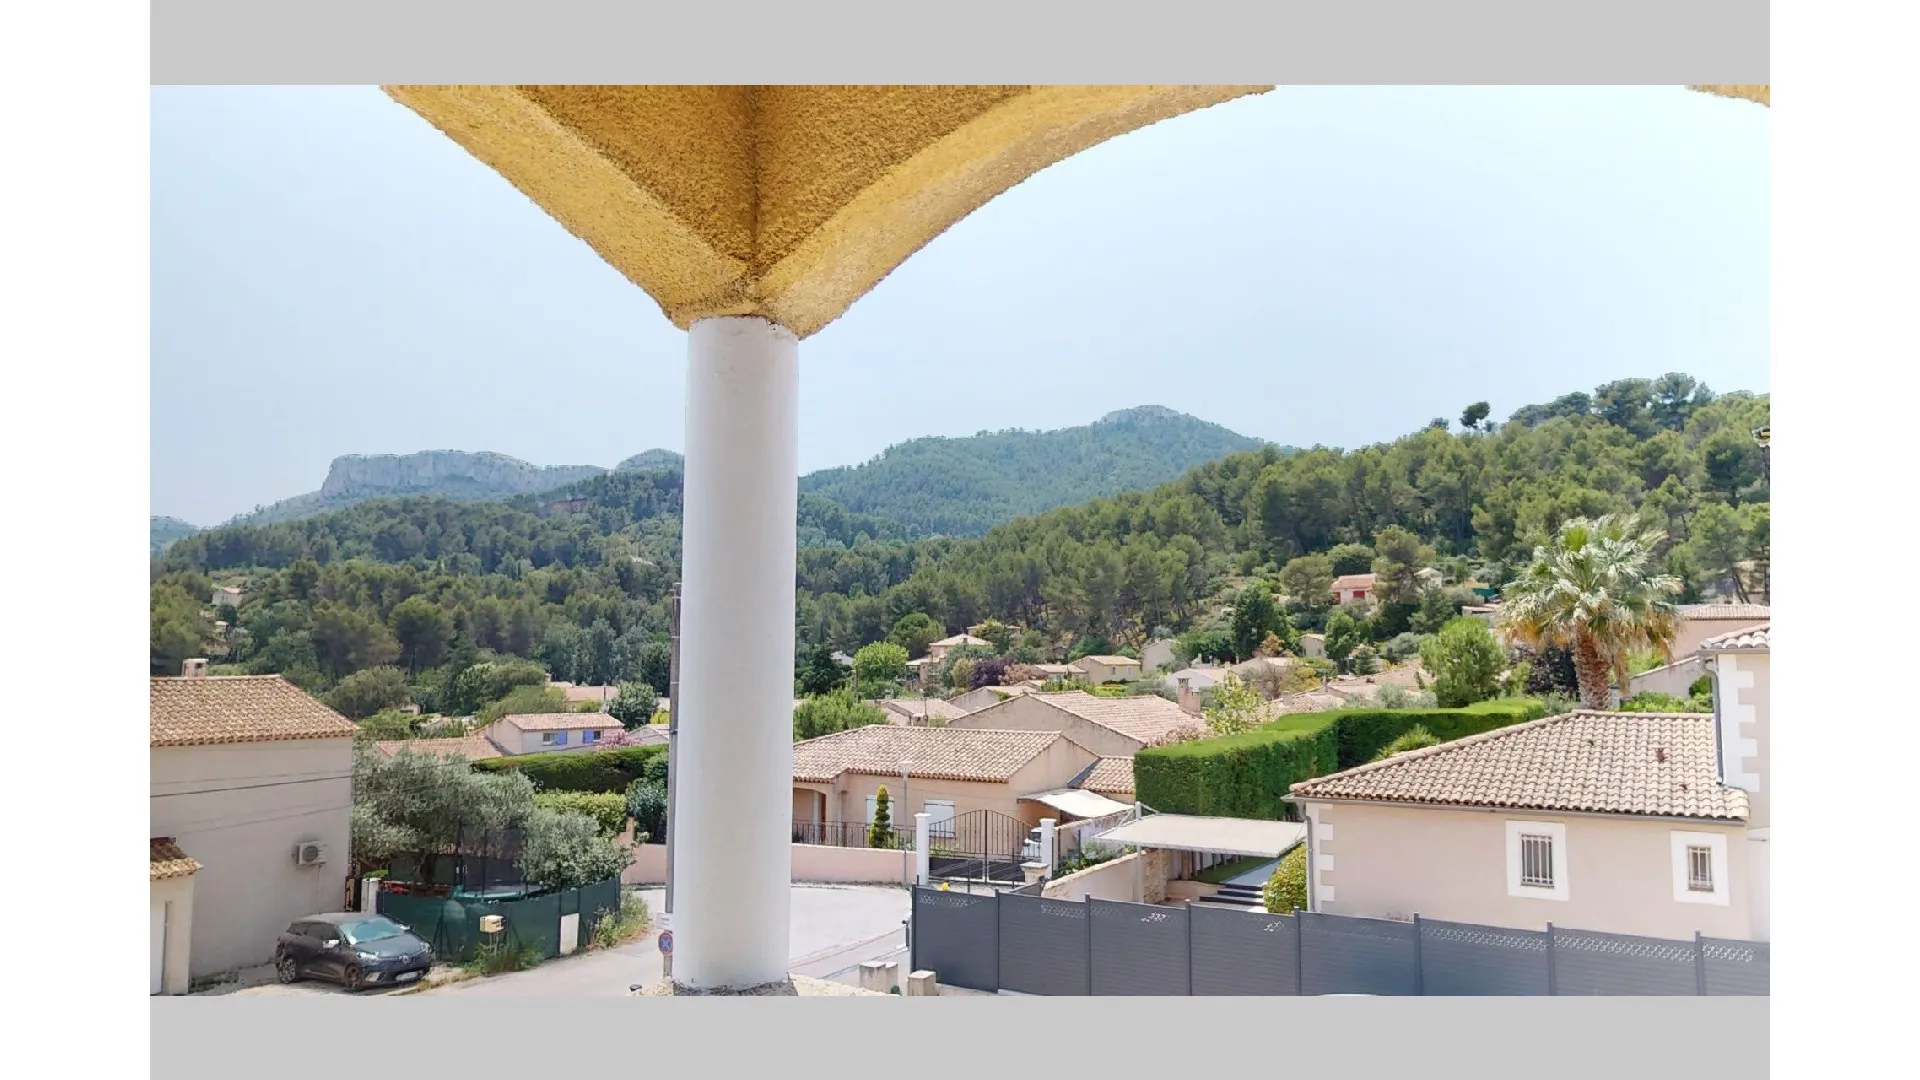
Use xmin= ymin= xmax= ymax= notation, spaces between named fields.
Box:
xmin=926 ymin=809 xmax=1031 ymax=886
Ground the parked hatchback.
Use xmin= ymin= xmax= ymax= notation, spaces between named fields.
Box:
xmin=275 ymin=913 xmax=433 ymax=991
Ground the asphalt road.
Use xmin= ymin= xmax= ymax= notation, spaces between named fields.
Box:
xmin=439 ymin=884 xmax=911 ymax=997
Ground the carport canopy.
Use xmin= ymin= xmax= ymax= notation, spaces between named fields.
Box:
xmin=1094 ymin=814 xmax=1306 ymax=858
xmin=1021 ymin=788 xmax=1134 ymax=820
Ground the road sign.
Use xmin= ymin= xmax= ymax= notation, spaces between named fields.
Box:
xmin=657 ymin=930 xmax=673 ymax=956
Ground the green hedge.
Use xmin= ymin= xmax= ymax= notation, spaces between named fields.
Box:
xmin=1134 ymin=698 xmax=1545 ymax=819
xmin=531 ymin=791 xmax=630 ymax=835
xmin=473 ymin=744 xmax=667 ymax=794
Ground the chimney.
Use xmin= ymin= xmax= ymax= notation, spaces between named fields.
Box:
xmin=1177 ymin=677 xmax=1201 ymax=716
xmin=181 ymin=658 xmax=208 ymax=679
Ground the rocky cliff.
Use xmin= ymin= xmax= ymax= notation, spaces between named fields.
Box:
xmin=318 ymin=451 xmax=605 ymax=500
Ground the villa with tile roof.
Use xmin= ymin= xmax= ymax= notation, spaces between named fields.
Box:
xmin=790 ymin=725 xmax=1132 ymax=845
xmin=1287 ymin=623 xmax=1770 ymax=941
xmin=479 ymin=712 xmax=627 ymax=755
xmin=151 ymin=668 xmax=359 ymax=993
xmin=943 ymin=689 xmax=1201 ymax=758
xmin=1070 ymin=654 xmax=1144 ymax=685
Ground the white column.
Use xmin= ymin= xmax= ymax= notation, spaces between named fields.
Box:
xmin=672 ymin=316 xmax=800 ymax=990
xmin=1039 ymin=817 xmax=1057 ymax=874
xmin=914 ymin=813 xmax=931 ymax=885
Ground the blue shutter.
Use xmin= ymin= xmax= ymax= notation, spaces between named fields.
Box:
xmin=554 ymin=732 xmax=568 ymax=747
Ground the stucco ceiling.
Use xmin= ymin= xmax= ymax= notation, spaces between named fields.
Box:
xmin=384 ymin=84 xmax=1767 ymax=339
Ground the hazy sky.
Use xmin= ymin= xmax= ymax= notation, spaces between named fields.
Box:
xmin=152 ymin=86 xmax=1769 ymax=526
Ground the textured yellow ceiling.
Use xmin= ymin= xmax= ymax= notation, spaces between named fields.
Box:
xmin=1690 ymin=85 xmax=1770 ymax=107
xmin=385 ymin=84 xmax=1766 ymax=338
xmin=383 ymin=85 xmax=1265 ymax=337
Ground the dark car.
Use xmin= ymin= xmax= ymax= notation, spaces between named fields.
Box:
xmin=274 ymin=913 xmax=433 ymax=991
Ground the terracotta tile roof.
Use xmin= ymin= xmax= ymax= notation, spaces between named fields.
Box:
xmin=1077 ymin=757 xmax=1135 ymax=796
xmin=1289 ymin=711 xmax=1747 ymax=822
xmin=151 ymin=837 xmax=202 ymax=881
xmin=1033 ymin=664 xmax=1078 ymax=675
xmin=1699 ymin=623 xmax=1770 ymax=652
xmin=495 ymin=713 xmax=624 ymax=733
xmin=376 ymin=735 xmax=504 ymax=762
xmin=1039 ymin=691 xmax=1198 ymax=747
xmin=877 ymin=698 xmax=967 ymax=722
xmin=1332 ymin=573 xmax=1377 ymax=591
xmin=549 ymin=682 xmax=619 ymax=704
xmin=793 ymin=725 xmax=1062 ymax=784
xmin=1680 ymin=603 xmax=1771 ymax=621
xmin=1076 ymin=655 xmax=1141 ymax=667
xmin=151 ymin=675 xmax=357 ymax=748
xmin=931 ymin=634 xmax=990 ymax=647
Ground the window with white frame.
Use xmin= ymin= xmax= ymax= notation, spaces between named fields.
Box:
xmin=925 ymin=800 xmax=957 ymax=840
xmin=541 ymin=732 xmax=559 ymax=746
xmin=1505 ymin=820 xmax=1569 ymax=901
xmin=1519 ymin=833 xmax=1556 ymax=888
xmin=1670 ymin=831 xmax=1730 ymax=905
xmin=1686 ymin=846 xmax=1714 ymax=891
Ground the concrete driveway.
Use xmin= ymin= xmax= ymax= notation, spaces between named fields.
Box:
xmin=439 ymin=884 xmax=910 ymax=997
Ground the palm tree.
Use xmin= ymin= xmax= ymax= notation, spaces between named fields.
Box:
xmin=1500 ymin=515 xmax=1682 ymax=710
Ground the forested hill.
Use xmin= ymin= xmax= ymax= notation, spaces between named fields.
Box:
xmin=795 ymin=405 xmax=1270 ymax=536
xmin=152 ymin=375 xmax=1766 ymax=706
xmin=150 ymin=516 xmax=201 ymax=558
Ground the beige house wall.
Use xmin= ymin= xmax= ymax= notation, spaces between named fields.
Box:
xmin=1630 ymin=656 xmax=1708 ymax=699
xmin=151 ymin=873 xmax=197 ymax=995
xmin=1674 ymin=618 xmax=1766 ymax=661
xmin=944 ymin=695 xmax=1145 ymax=758
xmin=480 ymin=719 xmax=624 ymax=755
xmin=1141 ymin=640 xmax=1178 ymax=673
xmin=1072 ymin=659 xmax=1141 ymax=685
xmin=1042 ymin=852 xmax=1144 ymax=902
xmin=1303 ymin=801 xmax=1753 ymax=941
xmin=151 ymin=738 xmax=354 ymax=977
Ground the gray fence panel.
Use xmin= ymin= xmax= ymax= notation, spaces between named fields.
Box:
xmin=1089 ymin=900 xmax=1191 ymax=996
xmin=911 ymin=887 xmax=999 ymax=992
xmin=1190 ymin=907 xmax=1299 ymax=996
xmin=1299 ymin=912 xmax=1420 ymax=996
xmin=1701 ymin=938 xmax=1770 ymax=996
xmin=999 ymin=894 xmax=1090 ymax=996
xmin=1551 ymin=928 xmax=1700 ymax=995
xmin=1417 ymin=919 xmax=1551 ymax=995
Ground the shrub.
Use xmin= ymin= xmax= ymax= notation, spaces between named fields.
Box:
xmin=466 ymin=940 xmax=542 ymax=975
xmin=608 ymin=682 xmax=658 ymax=727
xmin=590 ymin=892 xmax=652 ymax=950
xmin=1619 ymin=689 xmax=1713 ymax=713
xmin=531 ymin=791 xmax=629 ymax=836
xmin=328 ymin=666 xmax=412 ymax=720
xmin=473 ymin=744 xmax=667 ymax=794
xmin=624 ymin=779 xmax=667 ymax=843
xmin=1370 ymin=725 xmax=1440 ymax=761
xmin=1371 ymin=683 xmax=1437 ymax=710
xmin=1418 ymin=616 xmax=1506 ymax=708
xmin=477 ymin=684 xmax=568 ymax=725
xmin=1348 ymin=644 xmax=1381 ymax=676
xmin=1134 ymin=699 xmax=1544 ymax=819
xmin=868 ymin=786 xmax=894 ymax=848
xmin=1381 ymin=632 xmax=1425 ymax=664
xmin=1262 ymin=846 xmax=1308 ymax=913
xmin=518 ymin=807 xmax=633 ymax=891
xmin=794 ymin=690 xmax=889 ymax=741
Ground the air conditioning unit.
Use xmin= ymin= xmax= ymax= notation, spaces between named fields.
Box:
xmin=293 ymin=842 xmax=328 ymax=867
